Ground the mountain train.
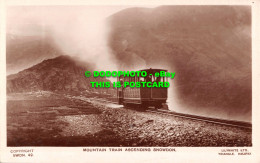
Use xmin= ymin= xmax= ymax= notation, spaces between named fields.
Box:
xmin=117 ymin=68 xmax=168 ymax=109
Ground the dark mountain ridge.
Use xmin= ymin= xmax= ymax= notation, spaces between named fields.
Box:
xmin=7 ymin=55 xmax=109 ymax=93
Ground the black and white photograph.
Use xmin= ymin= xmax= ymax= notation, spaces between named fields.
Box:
xmin=1 ymin=1 xmax=259 ymax=162
xmin=5 ymin=5 xmax=252 ymax=147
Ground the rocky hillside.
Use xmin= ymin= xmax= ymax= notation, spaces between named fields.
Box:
xmin=7 ymin=55 xmax=111 ymax=93
xmin=107 ymin=6 xmax=251 ymax=121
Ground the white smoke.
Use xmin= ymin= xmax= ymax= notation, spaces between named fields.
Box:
xmin=7 ymin=6 xmax=157 ymax=73
xmin=7 ymin=6 xmax=130 ymax=72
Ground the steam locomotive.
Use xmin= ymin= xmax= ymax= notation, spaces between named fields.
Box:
xmin=117 ymin=68 xmax=168 ymax=109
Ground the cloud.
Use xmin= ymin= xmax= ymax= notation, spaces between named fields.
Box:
xmin=6 ymin=6 xmax=142 ymax=72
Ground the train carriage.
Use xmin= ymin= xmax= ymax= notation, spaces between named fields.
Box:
xmin=117 ymin=68 xmax=168 ymax=109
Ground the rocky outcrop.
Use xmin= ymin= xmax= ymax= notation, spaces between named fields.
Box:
xmin=7 ymin=55 xmax=110 ymax=93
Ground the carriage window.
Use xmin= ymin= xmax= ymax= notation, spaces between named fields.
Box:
xmin=124 ymin=77 xmax=129 ymax=82
xmin=130 ymin=77 xmax=135 ymax=82
xmin=145 ymin=76 xmax=152 ymax=82
xmin=119 ymin=76 xmax=124 ymax=82
xmin=154 ymin=76 xmax=162 ymax=82
xmin=151 ymin=75 xmax=155 ymax=82
xmin=136 ymin=76 xmax=139 ymax=82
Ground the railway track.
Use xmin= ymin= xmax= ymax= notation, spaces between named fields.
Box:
xmin=80 ymin=97 xmax=252 ymax=130
xmin=146 ymin=109 xmax=252 ymax=130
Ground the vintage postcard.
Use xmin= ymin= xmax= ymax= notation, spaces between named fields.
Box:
xmin=0 ymin=0 xmax=259 ymax=162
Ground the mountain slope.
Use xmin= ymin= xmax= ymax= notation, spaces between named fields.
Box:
xmin=107 ymin=6 xmax=251 ymax=121
xmin=7 ymin=55 xmax=108 ymax=93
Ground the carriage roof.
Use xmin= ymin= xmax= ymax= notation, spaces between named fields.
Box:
xmin=139 ymin=68 xmax=167 ymax=74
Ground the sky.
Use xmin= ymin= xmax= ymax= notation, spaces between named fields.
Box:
xmin=7 ymin=6 xmax=157 ymax=72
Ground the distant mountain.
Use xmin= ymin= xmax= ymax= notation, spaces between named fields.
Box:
xmin=6 ymin=34 xmax=61 ymax=75
xmin=107 ymin=6 xmax=251 ymax=121
xmin=7 ymin=55 xmax=110 ymax=93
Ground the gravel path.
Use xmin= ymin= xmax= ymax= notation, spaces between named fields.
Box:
xmin=58 ymin=97 xmax=252 ymax=147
